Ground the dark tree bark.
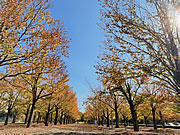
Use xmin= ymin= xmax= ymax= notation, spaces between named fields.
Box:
xmin=106 ymin=108 xmax=110 ymax=127
xmin=119 ymin=85 xmax=139 ymax=131
xmin=4 ymin=107 xmax=11 ymax=125
xmin=144 ymin=116 xmax=148 ymax=127
xmin=101 ymin=115 xmax=104 ymax=126
xmin=54 ymin=107 xmax=58 ymax=125
xmin=27 ymin=101 xmax=36 ymax=128
xmin=12 ymin=112 xmax=17 ymax=123
xmin=63 ymin=115 xmax=66 ymax=124
xmin=152 ymin=106 xmax=157 ymax=131
xmin=97 ymin=116 xmax=100 ymax=126
xmin=66 ymin=116 xmax=69 ymax=124
xmin=159 ymin=111 xmax=165 ymax=128
xmin=114 ymin=101 xmax=119 ymax=128
xmin=65 ymin=116 xmax=68 ymax=124
xmin=44 ymin=103 xmax=51 ymax=126
xmin=24 ymin=104 xmax=30 ymax=124
xmin=122 ymin=115 xmax=127 ymax=127
xmin=37 ymin=112 xmax=41 ymax=124
xmin=33 ymin=113 xmax=36 ymax=123
xmin=129 ymin=102 xmax=139 ymax=131
xmin=49 ymin=112 xmax=53 ymax=124
xmin=59 ymin=110 xmax=63 ymax=124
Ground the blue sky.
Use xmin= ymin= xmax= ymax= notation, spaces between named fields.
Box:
xmin=50 ymin=0 xmax=104 ymax=112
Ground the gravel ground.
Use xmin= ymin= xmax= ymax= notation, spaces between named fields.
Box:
xmin=0 ymin=123 xmax=179 ymax=135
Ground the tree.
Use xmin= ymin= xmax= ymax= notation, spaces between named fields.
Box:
xmin=161 ymin=96 xmax=180 ymax=122
xmin=0 ymin=79 xmax=22 ymax=125
xmin=119 ymin=101 xmax=131 ymax=127
xmin=40 ymin=84 xmax=80 ymax=126
xmin=112 ymin=83 xmax=143 ymax=131
xmin=0 ymin=1 xmax=70 ymax=127
xmin=10 ymin=53 xmax=69 ymax=128
xmin=98 ymin=0 xmax=180 ymax=94
xmin=84 ymin=98 xmax=104 ymax=126
xmin=142 ymin=81 xmax=170 ymax=131
xmin=95 ymin=55 xmax=144 ymax=131
xmin=84 ymin=104 xmax=96 ymax=123
xmin=56 ymin=88 xmax=79 ymax=124
xmin=7 ymin=13 xmax=70 ymax=127
xmin=42 ymin=83 xmax=69 ymax=126
xmin=137 ymin=101 xmax=151 ymax=127
xmin=85 ymin=86 xmax=124 ymax=128
xmin=51 ymin=78 xmax=69 ymax=125
xmin=0 ymin=0 xmax=69 ymax=80
xmin=25 ymin=58 xmax=68 ymax=128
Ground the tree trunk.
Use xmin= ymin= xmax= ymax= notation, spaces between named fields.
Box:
xmin=126 ymin=118 xmax=129 ymax=126
xmin=4 ymin=107 xmax=11 ymax=125
xmin=67 ymin=116 xmax=69 ymax=124
xmin=33 ymin=113 xmax=36 ymax=123
xmin=106 ymin=108 xmax=110 ymax=127
xmin=37 ymin=112 xmax=41 ymax=124
xmin=49 ymin=112 xmax=53 ymax=124
xmin=24 ymin=104 xmax=30 ymax=124
xmin=44 ymin=103 xmax=50 ymax=126
xmin=114 ymin=101 xmax=119 ymax=128
xmin=98 ymin=116 xmax=100 ymax=126
xmin=129 ymin=103 xmax=139 ymax=131
xmin=111 ymin=110 xmax=113 ymax=128
xmin=54 ymin=107 xmax=58 ymax=125
xmin=122 ymin=115 xmax=127 ymax=127
xmin=59 ymin=111 xmax=63 ymax=124
xmin=152 ymin=107 xmax=157 ymax=131
xmin=12 ymin=112 xmax=16 ymax=123
xmin=65 ymin=116 xmax=68 ymax=124
xmin=63 ymin=115 xmax=66 ymax=124
xmin=159 ymin=111 xmax=165 ymax=128
xmin=101 ymin=115 xmax=104 ymax=126
xmin=144 ymin=116 xmax=148 ymax=127
xmin=44 ymin=111 xmax=50 ymax=126
xmin=27 ymin=101 xmax=36 ymax=128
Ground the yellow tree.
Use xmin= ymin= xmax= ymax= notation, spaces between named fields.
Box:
xmin=42 ymin=73 xmax=69 ymax=126
xmin=137 ymin=101 xmax=151 ymax=127
xmin=51 ymin=73 xmax=69 ymax=125
xmin=160 ymin=97 xmax=180 ymax=122
xmin=59 ymin=87 xmax=80 ymax=124
xmin=119 ymin=101 xmax=131 ymax=127
xmin=84 ymin=96 xmax=105 ymax=126
xmin=98 ymin=90 xmax=122 ymax=128
xmin=0 ymin=0 xmax=69 ymax=80
xmin=98 ymin=0 xmax=180 ymax=94
xmin=142 ymin=81 xmax=170 ymax=130
xmin=95 ymin=55 xmax=144 ymax=131
xmin=84 ymin=104 xmax=97 ymax=123
xmin=0 ymin=1 xmax=70 ymax=126
xmin=13 ymin=53 xmax=69 ymax=128
xmin=0 ymin=78 xmax=23 ymax=125
xmin=85 ymin=87 xmax=122 ymax=128
xmin=6 ymin=8 xmax=70 ymax=127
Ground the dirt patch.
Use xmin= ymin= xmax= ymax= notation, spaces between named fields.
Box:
xmin=0 ymin=123 xmax=179 ymax=135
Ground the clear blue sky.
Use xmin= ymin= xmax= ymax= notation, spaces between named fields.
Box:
xmin=50 ymin=0 xmax=104 ymax=112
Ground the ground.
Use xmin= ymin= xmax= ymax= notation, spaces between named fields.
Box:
xmin=0 ymin=123 xmax=179 ymax=135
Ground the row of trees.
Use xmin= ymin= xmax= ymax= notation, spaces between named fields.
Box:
xmin=84 ymin=0 xmax=179 ymax=132
xmin=0 ymin=79 xmax=79 ymax=127
xmin=0 ymin=0 xmax=79 ymax=128
xmin=84 ymin=81 xmax=179 ymax=131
